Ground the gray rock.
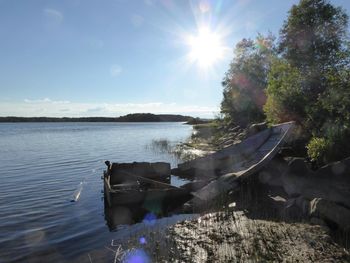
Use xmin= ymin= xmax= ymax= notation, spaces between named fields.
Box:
xmin=310 ymin=217 xmax=328 ymax=228
xmin=309 ymin=198 xmax=350 ymax=231
xmin=281 ymin=158 xmax=350 ymax=208
xmin=283 ymin=196 xmax=310 ymax=219
xmin=286 ymin=158 xmax=309 ymax=177
xmin=166 ymin=211 xmax=350 ymax=262
xmin=258 ymin=157 xmax=289 ymax=187
xmin=246 ymin=122 xmax=267 ymax=137
xmin=228 ymin=126 xmax=240 ymax=133
xmin=236 ymin=132 xmax=246 ymax=140
xmin=295 ymin=196 xmax=311 ymax=215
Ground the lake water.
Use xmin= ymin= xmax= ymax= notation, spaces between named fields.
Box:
xmin=0 ymin=122 xmax=194 ymax=262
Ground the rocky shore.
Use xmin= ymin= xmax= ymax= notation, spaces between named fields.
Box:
xmin=101 ymin=123 xmax=350 ymax=262
xmin=167 ymin=211 xmax=349 ymax=262
xmin=165 ymin=122 xmax=350 ymax=262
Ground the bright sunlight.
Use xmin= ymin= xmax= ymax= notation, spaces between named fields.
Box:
xmin=186 ymin=26 xmax=227 ymax=69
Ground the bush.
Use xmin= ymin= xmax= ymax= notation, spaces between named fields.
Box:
xmin=306 ymin=137 xmax=328 ymax=164
xmin=307 ymin=123 xmax=350 ymax=165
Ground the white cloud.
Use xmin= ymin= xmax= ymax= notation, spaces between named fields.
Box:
xmin=0 ymin=100 xmax=218 ymax=118
xmin=24 ymin=98 xmax=51 ymax=103
xmin=110 ymin=65 xmax=122 ymax=77
xmin=43 ymin=8 xmax=63 ymax=27
xmin=24 ymin=98 xmax=70 ymax=104
xmin=131 ymin=14 xmax=144 ymax=27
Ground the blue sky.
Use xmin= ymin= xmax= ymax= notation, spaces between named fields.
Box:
xmin=1 ymin=0 xmax=349 ymax=117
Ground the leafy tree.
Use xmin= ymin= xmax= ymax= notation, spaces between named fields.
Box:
xmin=278 ymin=0 xmax=349 ymax=100
xmin=265 ymin=0 xmax=349 ymax=125
xmin=279 ymin=0 xmax=348 ymax=71
xmin=221 ymin=34 xmax=276 ymax=127
xmin=264 ymin=0 xmax=350 ymax=164
xmin=306 ymin=69 xmax=350 ymax=164
xmin=219 ymin=0 xmax=350 ymax=164
xmin=264 ymin=59 xmax=307 ymax=124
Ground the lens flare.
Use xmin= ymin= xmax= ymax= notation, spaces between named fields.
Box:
xmin=124 ymin=249 xmax=150 ymax=263
xmin=186 ymin=26 xmax=227 ymax=69
xmin=142 ymin=212 xmax=157 ymax=226
xmin=139 ymin=237 xmax=147 ymax=244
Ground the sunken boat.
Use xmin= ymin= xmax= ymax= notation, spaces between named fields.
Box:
xmin=174 ymin=121 xmax=295 ymax=205
xmin=103 ymin=162 xmax=191 ymax=208
xmin=103 ymin=122 xmax=294 ymax=210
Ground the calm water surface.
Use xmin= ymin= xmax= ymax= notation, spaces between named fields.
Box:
xmin=0 ymin=122 xmax=193 ymax=262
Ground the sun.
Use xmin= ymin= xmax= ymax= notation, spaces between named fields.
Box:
xmin=186 ymin=26 xmax=226 ymax=69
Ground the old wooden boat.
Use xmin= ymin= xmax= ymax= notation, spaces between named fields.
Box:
xmin=179 ymin=121 xmax=295 ymax=203
xmin=103 ymin=161 xmax=191 ymax=207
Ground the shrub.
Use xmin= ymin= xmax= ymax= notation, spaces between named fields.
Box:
xmin=306 ymin=137 xmax=328 ymax=164
xmin=307 ymin=123 xmax=350 ymax=165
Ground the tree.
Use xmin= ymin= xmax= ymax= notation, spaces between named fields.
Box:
xmin=279 ymin=0 xmax=349 ymax=99
xmin=221 ymin=34 xmax=276 ymax=127
xmin=264 ymin=59 xmax=307 ymax=124
xmin=265 ymin=0 xmax=349 ymax=127
xmin=306 ymin=69 xmax=350 ymax=164
xmin=279 ymin=0 xmax=348 ymax=69
xmin=265 ymin=0 xmax=350 ymax=164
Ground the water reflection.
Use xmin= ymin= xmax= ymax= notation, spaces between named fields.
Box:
xmin=104 ymin=204 xmax=148 ymax=230
xmin=104 ymin=194 xmax=192 ymax=231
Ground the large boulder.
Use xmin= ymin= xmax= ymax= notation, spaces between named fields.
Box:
xmin=281 ymin=158 xmax=350 ymax=208
xmin=309 ymin=198 xmax=350 ymax=231
xmin=283 ymin=196 xmax=311 ymax=219
xmin=258 ymin=156 xmax=289 ymax=187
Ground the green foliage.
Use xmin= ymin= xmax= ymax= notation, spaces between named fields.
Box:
xmin=264 ymin=59 xmax=307 ymax=124
xmin=306 ymin=137 xmax=328 ymax=164
xmin=279 ymin=0 xmax=349 ymax=72
xmin=221 ymin=34 xmax=276 ymax=127
xmin=305 ymin=68 xmax=350 ymax=165
xmin=319 ymin=69 xmax=350 ymax=123
xmin=219 ymin=0 xmax=350 ymax=164
xmin=307 ymin=123 xmax=350 ymax=164
xmin=278 ymin=0 xmax=349 ymax=109
xmin=263 ymin=0 xmax=350 ymax=164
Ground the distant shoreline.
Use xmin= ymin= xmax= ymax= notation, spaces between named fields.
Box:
xmin=0 ymin=113 xmax=199 ymax=123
